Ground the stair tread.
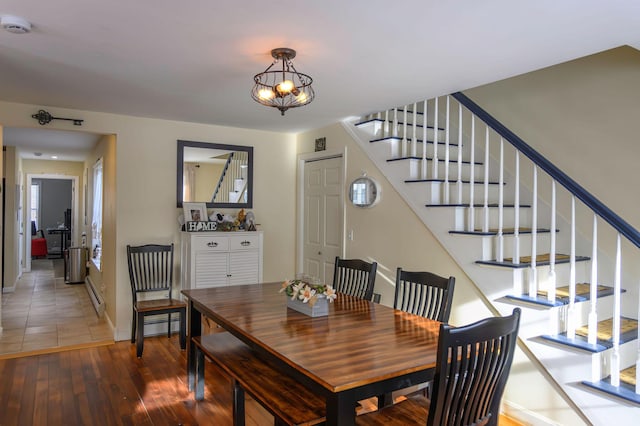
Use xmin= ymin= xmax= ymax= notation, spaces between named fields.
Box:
xmin=371 ymin=137 xmax=459 ymax=147
xmin=505 ymin=284 xmax=619 ymax=308
xmin=355 ymin=117 xmax=444 ymax=131
xmin=582 ymin=378 xmax=640 ymax=405
xmin=427 ymin=203 xmax=532 ymax=208
xmin=621 ymin=366 xmax=636 ymax=387
xmin=406 ymin=178 xmax=502 ymax=185
xmin=450 ymin=227 xmax=553 ymax=236
xmin=540 ymin=316 xmax=638 ymax=353
xmin=477 ymin=253 xmax=590 ymax=268
xmin=387 ymin=156 xmax=478 ymax=165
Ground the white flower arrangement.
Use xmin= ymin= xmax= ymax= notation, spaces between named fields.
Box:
xmin=280 ymin=279 xmax=337 ymax=307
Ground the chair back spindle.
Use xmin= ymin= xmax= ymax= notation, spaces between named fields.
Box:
xmin=394 ymin=268 xmax=455 ymax=323
xmin=332 ymin=257 xmax=377 ymax=301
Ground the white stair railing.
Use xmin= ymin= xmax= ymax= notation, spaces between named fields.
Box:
xmin=357 ymin=91 xmax=640 ymax=396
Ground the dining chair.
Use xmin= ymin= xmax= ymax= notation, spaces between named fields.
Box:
xmin=127 ymin=243 xmax=186 ymax=357
xmin=332 ymin=256 xmax=377 ymax=301
xmin=394 ymin=268 xmax=455 ymax=323
xmin=357 ymin=308 xmax=521 ymax=426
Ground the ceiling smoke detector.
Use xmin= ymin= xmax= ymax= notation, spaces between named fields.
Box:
xmin=1 ymin=15 xmax=31 ymax=34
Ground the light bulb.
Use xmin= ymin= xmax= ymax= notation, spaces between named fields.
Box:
xmin=258 ymin=88 xmax=275 ymax=100
xmin=295 ymin=92 xmax=308 ymax=103
xmin=276 ymin=80 xmax=294 ymax=94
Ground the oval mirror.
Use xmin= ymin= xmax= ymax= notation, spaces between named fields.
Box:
xmin=177 ymin=140 xmax=253 ymax=208
xmin=348 ymin=176 xmax=380 ymax=208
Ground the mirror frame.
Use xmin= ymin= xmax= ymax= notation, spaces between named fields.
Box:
xmin=176 ymin=140 xmax=254 ymax=209
xmin=348 ymin=176 xmax=380 ymax=208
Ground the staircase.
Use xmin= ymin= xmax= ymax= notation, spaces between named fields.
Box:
xmin=212 ymin=151 xmax=249 ymax=203
xmin=344 ymin=94 xmax=640 ymax=424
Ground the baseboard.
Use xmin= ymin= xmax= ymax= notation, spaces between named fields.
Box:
xmin=502 ymin=400 xmax=563 ymax=426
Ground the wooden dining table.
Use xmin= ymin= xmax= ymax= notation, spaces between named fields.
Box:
xmin=182 ymin=282 xmax=441 ymax=426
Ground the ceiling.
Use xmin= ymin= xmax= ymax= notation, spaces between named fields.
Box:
xmin=1 ymin=1 xmax=639 ymax=159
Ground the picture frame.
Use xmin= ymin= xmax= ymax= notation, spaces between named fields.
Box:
xmin=315 ymin=137 xmax=326 ymax=152
xmin=183 ymin=202 xmax=208 ymax=222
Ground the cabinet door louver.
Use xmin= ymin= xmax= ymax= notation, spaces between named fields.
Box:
xmin=229 ymin=250 xmax=260 ymax=286
xmin=195 ymin=252 xmax=228 ymax=288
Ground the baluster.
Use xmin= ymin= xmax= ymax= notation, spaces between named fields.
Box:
xmin=457 ymin=102 xmax=463 ymax=204
xmin=421 ymin=100 xmax=428 ymax=179
xmin=444 ymin=96 xmax=450 ymax=204
xmin=567 ymin=196 xmax=577 ymax=339
xmin=467 ymin=115 xmax=475 ymax=231
xmin=513 ymin=152 xmax=520 ymax=268
xmin=482 ymin=125 xmax=490 ymax=233
xmin=392 ymin=108 xmax=398 ymax=137
xmin=401 ymin=107 xmax=408 ymax=157
xmin=547 ymin=180 xmax=557 ymax=335
xmin=529 ymin=165 xmax=537 ymax=298
xmin=588 ymin=215 xmax=598 ymax=346
xmin=548 ymin=181 xmax=556 ymax=304
xmin=411 ymin=102 xmax=417 ymax=157
xmin=432 ymin=97 xmax=439 ymax=180
xmin=384 ymin=109 xmax=389 ymax=138
xmin=637 ymin=275 xmax=640 ymax=394
xmin=610 ymin=234 xmax=622 ymax=386
xmin=496 ymin=138 xmax=504 ymax=262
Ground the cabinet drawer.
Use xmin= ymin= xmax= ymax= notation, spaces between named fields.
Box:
xmin=229 ymin=234 xmax=261 ymax=250
xmin=191 ymin=236 xmax=229 ymax=251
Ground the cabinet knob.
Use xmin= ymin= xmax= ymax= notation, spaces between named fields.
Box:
xmin=207 ymin=242 xmax=218 ymax=247
xmin=318 ymin=251 xmax=322 ymax=255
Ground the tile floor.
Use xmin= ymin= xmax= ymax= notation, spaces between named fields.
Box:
xmin=0 ymin=258 xmax=113 ymax=358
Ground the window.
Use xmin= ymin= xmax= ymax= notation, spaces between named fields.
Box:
xmin=30 ymin=182 xmax=40 ymax=230
xmin=92 ymin=158 xmax=103 ymax=269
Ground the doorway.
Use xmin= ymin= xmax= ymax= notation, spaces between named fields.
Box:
xmin=297 ymin=150 xmax=345 ymax=283
xmin=25 ymin=175 xmax=78 ymax=273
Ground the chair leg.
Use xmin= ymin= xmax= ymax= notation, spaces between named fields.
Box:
xmin=131 ymin=309 xmax=137 ymax=344
xmin=179 ymin=309 xmax=186 ymax=350
xmin=232 ymin=380 xmax=246 ymax=426
xmin=136 ymin=313 xmax=145 ymax=357
xmin=167 ymin=313 xmax=172 ymax=338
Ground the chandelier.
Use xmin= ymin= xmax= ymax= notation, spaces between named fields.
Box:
xmin=251 ymin=48 xmax=315 ymax=116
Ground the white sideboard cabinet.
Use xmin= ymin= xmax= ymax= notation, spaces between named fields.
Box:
xmin=181 ymin=231 xmax=263 ymax=289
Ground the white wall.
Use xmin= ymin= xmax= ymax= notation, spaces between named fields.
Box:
xmin=0 ymin=100 xmax=297 ymax=341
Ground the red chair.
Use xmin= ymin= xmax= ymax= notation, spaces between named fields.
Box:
xmin=31 ymin=229 xmax=48 ymax=258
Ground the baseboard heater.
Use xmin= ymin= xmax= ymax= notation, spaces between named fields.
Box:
xmin=85 ymin=276 xmax=105 ymax=317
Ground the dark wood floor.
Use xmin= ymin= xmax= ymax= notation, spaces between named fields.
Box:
xmin=0 ymin=335 xmax=273 ymax=426
xmin=0 ymin=334 xmax=522 ymax=426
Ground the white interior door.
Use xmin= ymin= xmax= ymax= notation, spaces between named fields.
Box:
xmin=301 ymin=155 xmax=344 ymax=283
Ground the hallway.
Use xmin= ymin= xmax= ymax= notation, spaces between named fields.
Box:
xmin=0 ymin=258 xmax=112 ymax=358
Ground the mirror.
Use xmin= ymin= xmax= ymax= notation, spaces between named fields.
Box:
xmin=349 ymin=176 xmax=380 ymax=208
xmin=177 ymin=140 xmax=253 ymax=209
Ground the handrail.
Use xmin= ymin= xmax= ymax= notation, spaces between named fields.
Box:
xmin=452 ymin=91 xmax=640 ymax=249
xmin=211 ymin=152 xmax=234 ymax=202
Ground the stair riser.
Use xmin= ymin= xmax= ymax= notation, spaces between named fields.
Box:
xmin=368 ymin=138 xmax=460 ymax=161
xmin=386 ymin=157 xmax=494 ymax=182
xmin=404 ymin=181 xmax=505 ymax=206
xmin=594 ymin=339 xmax=638 ymax=381
xmin=357 ymin=119 xmax=447 ymax=142
xmin=454 ymin=206 xmax=533 ymax=232
xmin=452 ymin=233 xmax=554 ymax=261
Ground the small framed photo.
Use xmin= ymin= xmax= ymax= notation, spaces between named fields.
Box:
xmin=183 ymin=202 xmax=207 ymax=222
xmin=315 ymin=137 xmax=326 ymax=152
